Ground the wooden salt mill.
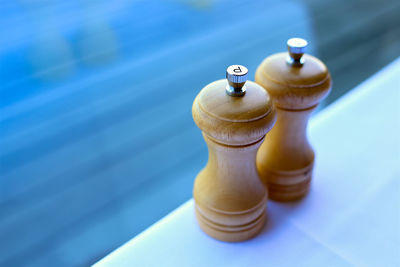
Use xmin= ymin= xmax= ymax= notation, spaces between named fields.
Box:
xmin=255 ymin=38 xmax=332 ymax=201
xmin=192 ymin=65 xmax=276 ymax=242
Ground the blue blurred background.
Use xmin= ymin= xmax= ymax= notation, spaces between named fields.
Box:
xmin=0 ymin=0 xmax=399 ymax=266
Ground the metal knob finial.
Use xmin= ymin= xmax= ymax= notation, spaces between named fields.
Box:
xmin=226 ymin=65 xmax=248 ymax=97
xmin=287 ymin=38 xmax=308 ymax=66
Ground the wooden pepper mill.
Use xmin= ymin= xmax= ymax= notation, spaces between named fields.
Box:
xmin=192 ymin=65 xmax=276 ymax=242
xmin=255 ymin=38 xmax=332 ymax=201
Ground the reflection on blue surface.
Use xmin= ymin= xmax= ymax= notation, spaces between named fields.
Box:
xmin=1 ymin=0 xmax=399 ymax=266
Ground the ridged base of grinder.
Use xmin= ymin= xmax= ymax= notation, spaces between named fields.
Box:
xmin=264 ymin=163 xmax=313 ymax=202
xmin=194 ymin=199 xmax=267 ymax=242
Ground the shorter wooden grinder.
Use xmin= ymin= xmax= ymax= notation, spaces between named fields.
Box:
xmin=255 ymin=38 xmax=332 ymax=201
xmin=192 ymin=65 xmax=276 ymax=242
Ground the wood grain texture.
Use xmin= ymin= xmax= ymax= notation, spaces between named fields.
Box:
xmin=255 ymin=52 xmax=332 ymax=201
xmin=192 ymin=80 xmax=276 ymax=242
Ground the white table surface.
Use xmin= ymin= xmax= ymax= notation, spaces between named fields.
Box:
xmin=95 ymin=58 xmax=400 ymax=267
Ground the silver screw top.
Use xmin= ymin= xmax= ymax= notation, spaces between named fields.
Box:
xmin=226 ymin=65 xmax=248 ymax=97
xmin=286 ymin=38 xmax=308 ymax=66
